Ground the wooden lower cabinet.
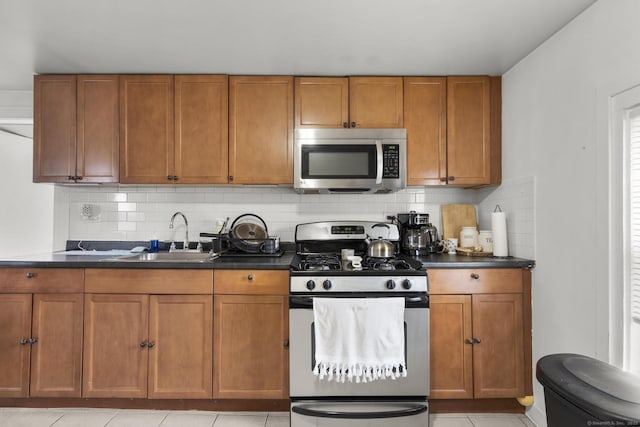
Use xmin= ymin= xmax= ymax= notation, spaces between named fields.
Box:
xmin=0 ymin=294 xmax=32 ymax=397
xmin=213 ymin=270 xmax=289 ymax=399
xmin=429 ymin=269 xmax=530 ymax=401
xmin=148 ymin=295 xmax=213 ymax=399
xmin=83 ymin=294 xmax=149 ymax=398
xmin=83 ymin=293 xmax=213 ymax=399
xmin=0 ymin=288 xmax=83 ymax=398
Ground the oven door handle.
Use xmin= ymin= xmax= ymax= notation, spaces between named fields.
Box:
xmin=291 ymin=403 xmax=428 ymax=419
xmin=289 ymin=295 xmax=429 ymax=309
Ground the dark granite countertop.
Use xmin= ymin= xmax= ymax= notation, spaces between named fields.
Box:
xmin=415 ymin=253 xmax=535 ymax=269
xmin=0 ymin=241 xmax=534 ymax=270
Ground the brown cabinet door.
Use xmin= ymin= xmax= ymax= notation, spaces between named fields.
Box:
xmin=213 ymin=295 xmax=289 ymax=399
xmin=0 ymin=294 xmax=32 ymax=397
xmin=33 ymin=75 xmax=77 ymax=183
xmin=119 ymin=75 xmax=174 ymax=184
xmin=148 ymin=295 xmax=213 ymax=399
xmin=294 ymin=77 xmax=349 ymax=128
xmin=229 ymin=76 xmax=293 ymax=184
xmin=349 ymin=77 xmax=403 ymax=128
xmin=83 ymin=294 xmax=149 ymax=398
xmin=76 ymin=75 xmax=119 ymax=183
xmin=429 ymin=294 xmax=473 ymax=399
xmin=472 ymin=293 xmax=524 ymax=398
xmin=404 ymin=77 xmax=447 ymax=185
xmin=446 ymin=76 xmax=494 ymax=185
xmin=30 ymin=293 xmax=83 ymax=397
xmin=174 ymin=75 xmax=229 ymax=184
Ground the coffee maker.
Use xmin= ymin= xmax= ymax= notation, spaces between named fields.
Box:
xmin=397 ymin=211 xmax=440 ymax=255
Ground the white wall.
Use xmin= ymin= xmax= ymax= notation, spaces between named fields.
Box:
xmin=500 ymin=1 xmax=640 ymax=425
xmin=0 ymin=132 xmax=55 ymax=257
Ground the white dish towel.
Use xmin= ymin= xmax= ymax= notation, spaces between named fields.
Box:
xmin=313 ymin=297 xmax=406 ymax=383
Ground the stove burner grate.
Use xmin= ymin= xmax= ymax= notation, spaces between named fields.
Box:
xmin=364 ymin=257 xmax=414 ymax=271
xmin=300 ymin=254 xmax=342 ymax=271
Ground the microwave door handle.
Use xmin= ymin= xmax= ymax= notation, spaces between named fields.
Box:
xmin=376 ymin=140 xmax=383 ymax=184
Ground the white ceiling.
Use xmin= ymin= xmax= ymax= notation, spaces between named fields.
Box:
xmin=0 ymin=0 xmax=597 ymax=91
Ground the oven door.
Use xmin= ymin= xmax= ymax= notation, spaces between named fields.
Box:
xmin=289 ymin=295 xmax=429 ymax=398
xmin=290 ymin=400 xmax=429 ymax=427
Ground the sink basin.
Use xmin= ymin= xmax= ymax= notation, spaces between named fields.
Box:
xmin=105 ymin=252 xmax=217 ymax=263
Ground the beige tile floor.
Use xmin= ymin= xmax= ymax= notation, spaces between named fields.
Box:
xmin=0 ymin=408 xmax=537 ymax=427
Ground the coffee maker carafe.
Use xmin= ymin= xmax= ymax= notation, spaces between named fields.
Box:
xmin=397 ymin=211 xmax=440 ymax=255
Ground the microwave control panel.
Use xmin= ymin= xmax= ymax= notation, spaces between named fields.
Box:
xmin=382 ymin=144 xmax=400 ymax=178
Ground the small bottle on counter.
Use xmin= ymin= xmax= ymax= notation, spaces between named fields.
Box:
xmin=459 ymin=226 xmax=478 ymax=248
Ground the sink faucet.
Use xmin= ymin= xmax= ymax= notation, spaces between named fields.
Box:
xmin=169 ymin=212 xmax=189 ymax=251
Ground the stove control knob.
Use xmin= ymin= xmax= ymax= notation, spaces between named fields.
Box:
xmin=323 ymin=279 xmax=332 ymax=290
xmin=306 ymin=280 xmax=316 ymax=290
xmin=386 ymin=279 xmax=396 ymax=290
xmin=402 ymin=279 xmax=413 ymax=290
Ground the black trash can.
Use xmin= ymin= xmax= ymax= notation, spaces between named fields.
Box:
xmin=536 ymin=353 xmax=640 ymax=426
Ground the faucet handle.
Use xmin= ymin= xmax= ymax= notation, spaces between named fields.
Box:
xmin=169 ymin=242 xmax=176 ymax=252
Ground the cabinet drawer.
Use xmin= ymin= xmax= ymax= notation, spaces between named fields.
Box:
xmin=0 ymin=268 xmax=83 ymax=293
xmin=214 ymin=270 xmax=288 ymax=295
xmin=429 ymin=268 xmax=523 ymax=294
xmin=85 ymin=269 xmax=213 ymax=294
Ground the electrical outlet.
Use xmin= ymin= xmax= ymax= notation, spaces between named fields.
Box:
xmin=81 ymin=204 xmax=101 ymax=222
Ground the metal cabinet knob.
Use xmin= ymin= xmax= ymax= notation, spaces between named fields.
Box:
xmin=148 ymin=341 xmax=155 ymax=349
xmin=20 ymin=338 xmax=29 ymax=345
xmin=465 ymin=338 xmax=474 ymax=344
xmin=140 ymin=341 xmax=147 ymax=348
xmin=29 ymin=338 xmax=38 ymax=344
xmin=470 ymin=273 xmax=480 ymax=280
xmin=283 ymin=340 xmax=289 ymax=349
xmin=449 ymin=176 xmax=456 ymax=181
xmin=474 ymin=338 xmax=481 ymax=344
xmin=351 ymin=121 xmax=356 ymax=128
xmin=440 ymin=177 xmax=448 ymax=182
xmin=25 ymin=272 xmax=34 ymax=279
xmin=247 ymin=274 xmax=254 ymax=281
xmin=343 ymin=122 xmax=348 ymax=128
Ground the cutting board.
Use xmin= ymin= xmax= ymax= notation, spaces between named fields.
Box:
xmin=441 ymin=204 xmax=478 ymax=240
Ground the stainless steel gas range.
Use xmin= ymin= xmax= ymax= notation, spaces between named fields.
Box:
xmin=289 ymin=221 xmax=429 ymax=427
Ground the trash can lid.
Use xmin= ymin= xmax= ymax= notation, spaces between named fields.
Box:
xmin=536 ymin=353 xmax=640 ymax=422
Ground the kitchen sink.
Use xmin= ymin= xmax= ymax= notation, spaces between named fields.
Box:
xmin=105 ymin=252 xmax=218 ymax=263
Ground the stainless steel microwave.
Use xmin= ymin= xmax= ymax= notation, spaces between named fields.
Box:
xmin=293 ymin=128 xmax=407 ymax=194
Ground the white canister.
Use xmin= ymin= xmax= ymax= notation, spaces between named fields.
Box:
xmin=478 ymin=230 xmax=493 ymax=253
xmin=459 ymin=226 xmax=478 ymax=248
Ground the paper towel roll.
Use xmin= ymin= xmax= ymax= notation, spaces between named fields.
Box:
xmin=491 ymin=211 xmax=508 ymax=257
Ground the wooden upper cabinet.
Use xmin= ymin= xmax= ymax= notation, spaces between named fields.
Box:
xmin=33 ymin=75 xmax=77 ymax=182
xmin=295 ymin=77 xmax=349 ymax=128
xmin=446 ymin=76 xmax=501 ymax=186
xmin=229 ymin=76 xmax=293 ymax=184
xmin=119 ymin=75 xmax=174 ymax=184
xmin=404 ymin=77 xmax=447 ymax=185
xmin=174 ymin=75 xmax=229 ymax=184
xmin=33 ymin=75 xmax=119 ymax=183
xmin=77 ymin=75 xmax=119 ymax=182
xmin=349 ymin=77 xmax=403 ymax=128
xmin=295 ymin=76 xmax=403 ymax=129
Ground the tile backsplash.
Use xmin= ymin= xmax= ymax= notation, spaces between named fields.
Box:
xmin=54 ymin=185 xmax=474 ymax=247
xmin=54 ymin=179 xmax=536 ymax=259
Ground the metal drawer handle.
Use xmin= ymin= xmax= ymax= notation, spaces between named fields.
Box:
xmin=470 ymin=273 xmax=480 ymax=280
